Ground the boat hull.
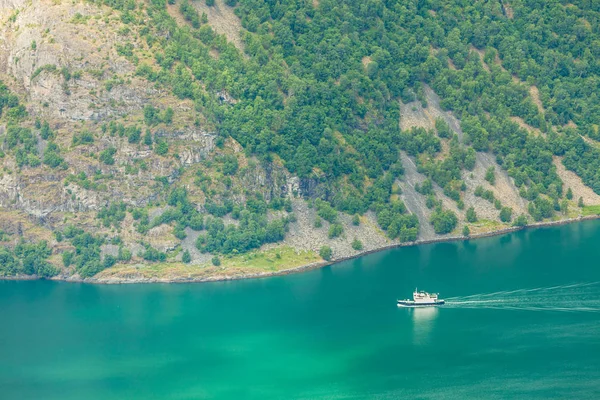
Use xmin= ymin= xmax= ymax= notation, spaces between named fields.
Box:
xmin=397 ymin=300 xmax=445 ymax=307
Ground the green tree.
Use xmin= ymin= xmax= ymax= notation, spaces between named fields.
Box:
xmin=43 ymin=142 xmax=66 ymax=169
xmin=566 ymin=188 xmax=573 ymax=200
xmin=155 ymin=140 xmax=169 ymax=156
xmin=40 ymin=121 xmax=54 ymax=140
xmin=163 ymin=107 xmax=174 ymax=125
xmin=221 ymin=155 xmax=239 ymax=175
xmin=430 ymin=208 xmax=458 ymax=234
xmin=560 ymin=199 xmax=569 ymax=214
xmin=118 ymin=247 xmax=132 ymax=262
xmin=319 ymin=246 xmax=332 ymax=261
xmin=462 ymin=225 xmax=470 ymax=237
xmin=182 ymin=250 xmax=191 ymax=263
xmin=494 ymin=199 xmax=502 ymax=210
xmin=315 ymin=200 xmax=337 ymax=223
xmin=513 ymin=215 xmax=528 ymax=227
xmin=499 ymin=207 xmax=512 ymax=223
xmin=328 ymin=223 xmax=343 ymax=239
xmin=62 ymin=251 xmax=74 ymax=267
xmin=144 ymin=130 xmax=153 ymax=146
xmin=485 ymin=167 xmax=496 ymax=185
xmin=466 ymin=207 xmax=477 ymax=223
xmin=292 ymin=141 xmax=317 ymax=177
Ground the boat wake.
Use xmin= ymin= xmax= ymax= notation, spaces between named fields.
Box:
xmin=444 ymin=281 xmax=600 ymax=313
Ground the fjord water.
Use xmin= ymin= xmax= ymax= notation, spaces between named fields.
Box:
xmin=2 ymin=222 xmax=600 ymax=399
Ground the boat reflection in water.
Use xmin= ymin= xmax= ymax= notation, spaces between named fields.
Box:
xmin=410 ymin=306 xmax=439 ymax=345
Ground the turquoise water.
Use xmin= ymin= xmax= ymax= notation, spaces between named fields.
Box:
xmin=2 ymin=222 xmax=600 ymax=399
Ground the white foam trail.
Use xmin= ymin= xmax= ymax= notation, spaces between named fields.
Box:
xmin=449 ymin=299 xmax=509 ymax=305
xmin=445 ymin=304 xmax=600 ymax=313
xmin=448 ymin=282 xmax=600 ymax=302
xmin=443 ymin=282 xmax=600 ymax=313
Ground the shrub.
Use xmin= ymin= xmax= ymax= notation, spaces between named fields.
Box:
xmin=40 ymin=121 xmax=54 ymax=140
xmin=173 ymin=225 xmax=187 ymax=240
xmin=315 ymin=199 xmax=337 ymax=223
xmin=528 ymin=197 xmax=554 ymax=221
xmin=425 ymin=195 xmax=438 ymax=209
xmin=415 ymin=179 xmax=433 ymax=195
xmin=155 ymin=139 xmax=169 ymax=156
xmin=99 ymin=147 xmax=117 ymax=165
xmin=142 ymin=246 xmax=166 ymax=262
xmin=97 ymin=202 xmax=126 ymax=228
xmin=211 ymin=256 xmax=221 ymax=266
xmin=494 ymin=199 xmax=502 ymax=210
xmin=43 ymin=142 xmax=66 ymax=169
xmin=351 ymin=238 xmax=363 ymax=250
xmin=328 ymin=223 xmax=343 ymax=239
xmin=126 ymin=126 xmax=141 ymax=144
xmin=72 ymin=131 xmax=94 ymax=146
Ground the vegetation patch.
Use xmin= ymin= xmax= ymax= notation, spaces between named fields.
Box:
xmin=96 ymin=246 xmax=319 ymax=280
xmin=582 ymin=205 xmax=600 ymax=216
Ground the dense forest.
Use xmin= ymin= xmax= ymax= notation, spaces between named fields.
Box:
xmin=132 ymin=0 xmax=600 ymax=207
xmin=1 ymin=0 xmax=600 ymax=278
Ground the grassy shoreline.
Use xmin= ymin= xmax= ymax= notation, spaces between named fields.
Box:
xmin=3 ymin=215 xmax=599 ymax=284
xmin=41 ymin=214 xmax=599 ymax=284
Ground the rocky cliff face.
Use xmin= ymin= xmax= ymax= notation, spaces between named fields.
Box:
xmin=1 ymin=0 xmax=153 ymax=119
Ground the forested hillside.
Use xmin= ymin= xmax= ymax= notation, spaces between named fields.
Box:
xmin=1 ymin=0 xmax=599 ymax=281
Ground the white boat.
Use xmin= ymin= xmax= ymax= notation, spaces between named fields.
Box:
xmin=397 ymin=288 xmax=445 ymax=307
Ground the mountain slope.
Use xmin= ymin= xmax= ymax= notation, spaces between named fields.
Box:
xmin=1 ymin=0 xmax=600 ymax=281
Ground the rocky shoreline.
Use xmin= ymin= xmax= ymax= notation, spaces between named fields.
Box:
xmin=4 ymin=215 xmax=597 ymax=285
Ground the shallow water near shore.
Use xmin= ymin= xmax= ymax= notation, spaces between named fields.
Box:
xmin=2 ymin=221 xmax=600 ymax=399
